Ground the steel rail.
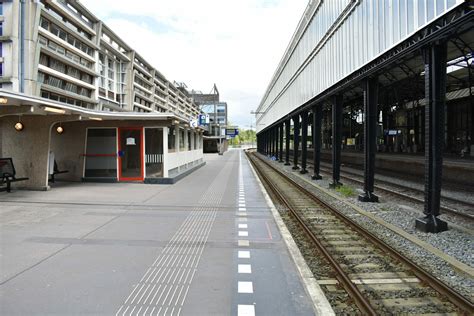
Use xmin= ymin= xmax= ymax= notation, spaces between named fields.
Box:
xmin=248 ymin=151 xmax=474 ymax=314
xmin=248 ymin=152 xmax=377 ymax=315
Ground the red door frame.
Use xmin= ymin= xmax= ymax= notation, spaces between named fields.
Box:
xmin=118 ymin=127 xmax=144 ymax=181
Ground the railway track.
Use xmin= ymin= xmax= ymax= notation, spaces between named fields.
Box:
xmin=247 ymin=151 xmax=474 ymax=315
xmin=316 ymin=165 xmax=474 ymax=222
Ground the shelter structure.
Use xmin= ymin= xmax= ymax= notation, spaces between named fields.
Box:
xmin=0 ymin=0 xmax=205 ymax=190
xmin=255 ymin=0 xmax=473 ymax=232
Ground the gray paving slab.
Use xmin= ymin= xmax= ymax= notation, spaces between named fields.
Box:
xmin=0 ymin=150 xmax=318 ymax=315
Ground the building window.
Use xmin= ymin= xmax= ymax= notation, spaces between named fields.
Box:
xmin=39 ymin=16 xmax=94 ymax=57
xmin=98 ymin=52 xmax=126 ymax=106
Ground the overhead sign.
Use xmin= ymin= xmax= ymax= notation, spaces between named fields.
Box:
xmin=190 ymin=119 xmax=198 ymax=128
xmin=199 ymin=114 xmax=209 ymax=125
xmin=225 ymin=128 xmax=239 ymax=137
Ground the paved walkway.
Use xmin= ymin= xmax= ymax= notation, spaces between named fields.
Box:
xmin=0 ymin=150 xmax=316 ymax=315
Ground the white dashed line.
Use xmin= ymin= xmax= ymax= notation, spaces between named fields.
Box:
xmin=238 ymin=281 xmax=254 ymax=293
xmin=238 ymin=231 xmax=248 ymax=237
xmin=238 ymin=250 xmax=250 ymax=258
xmin=238 ymin=217 xmax=247 ymax=222
xmin=238 ymin=240 xmax=250 ymax=247
xmin=238 ymin=208 xmax=246 ymax=211
xmin=238 ymin=224 xmax=248 ymax=229
xmin=238 ymin=304 xmax=255 ymax=316
xmin=238 ymin=264 xmax=252 ymax=274
xmin=239 ymin=203 xmax=246 ymax=207
xmin=237 ymin=212 xmax=247 ymax=217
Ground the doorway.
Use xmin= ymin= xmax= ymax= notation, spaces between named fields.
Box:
xmin=118 ymin=127 xmax=143 ymax=181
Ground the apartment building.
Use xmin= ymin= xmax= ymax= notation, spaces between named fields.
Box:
xmin=0 ymin=0 xmax=205 ymax=189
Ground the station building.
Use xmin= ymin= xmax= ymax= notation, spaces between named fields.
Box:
xmin=0 ymin=0 xmax=205 ymax=190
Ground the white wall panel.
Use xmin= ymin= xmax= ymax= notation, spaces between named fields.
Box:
xmin=256 ymin=0 xmax=464 ymax=132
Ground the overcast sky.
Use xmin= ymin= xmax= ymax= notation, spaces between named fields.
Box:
xmin=81 ymin=0 xmax=308 ymax=129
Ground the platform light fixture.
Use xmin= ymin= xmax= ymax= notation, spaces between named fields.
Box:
xmin=14 ymin=122 xmax=24 ymax=131
xmin=0 ymin=97 xmax=8 ymax=104
xmin=14 ymin=116 xmax=24 ymax=131
xmin=44 ymin=106 xmax=66 ymax=114
xmin=89 ymin=117 xmax=102 ymax=121
xmin=56 ymin=124 xmax=64 ymax=134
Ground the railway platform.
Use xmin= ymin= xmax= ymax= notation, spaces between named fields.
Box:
xmin=0 ymin=150 xmax=330 ymax=315
xmin=312 ymin=149 xmax=473 ymax=185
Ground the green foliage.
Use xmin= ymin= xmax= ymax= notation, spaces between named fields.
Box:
xmin=335 ymin=185 xmax=355 ymax=197
xmin=229 ymin=128 xmax=257 ymax=146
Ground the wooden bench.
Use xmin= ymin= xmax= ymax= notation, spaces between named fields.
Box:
xmin=0 ymin=158 xmax=29 ymax=192
xmin=49 ymin=160 xmax=68 ymax=183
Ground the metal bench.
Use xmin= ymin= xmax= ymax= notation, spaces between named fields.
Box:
xmin=49 ymin=160 xmax=68 ymax=183
xmin=0 ymin=158 xmax=29 ymax=192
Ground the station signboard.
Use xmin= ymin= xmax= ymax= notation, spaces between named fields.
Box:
xmin=199 ymin=114 xmax=209 ymax=125
xmin=225 ymin=128 xmax=239 ymax=137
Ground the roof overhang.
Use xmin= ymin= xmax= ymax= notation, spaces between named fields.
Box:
xmin=0 ymin=90 xmax=205 ymax=129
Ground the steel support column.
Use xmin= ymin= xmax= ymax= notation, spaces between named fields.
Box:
xmin=279 ymin=123 xmax=284 ymax=162
xmin=300 ymin=111 xmax=308 ymax=174
xmin=312 ymin=104 xmax=322 ymax=180
xmin=270 ymin=128 xmax=274 ymax=157
xmin=285 ymin=119 xmax=291 ymax=165
xmin=330 ymin=94 xmax=343 ymax=187
xmin=293 ymin=115 xmax=300 ymax=170
xmin=359 ymin=77 xmax=379 ymax=202
xmin=275 ymin=126 xmax=279 ymax=159
xmin=265 ymin=130 xmax=269 ymax=155
xmin=267 ymin=129 xmax=272 ymax=156
xmin=416 ymin=42 xmax=448 ymax=233
xmin=258 ymin=134 xmax=262 ymax=153
xmin=274 ymin=127 xmax=277 ymax=157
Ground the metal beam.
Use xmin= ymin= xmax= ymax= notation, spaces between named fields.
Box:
xmin=330 ymin=94 xmax=343 ymax=188
xmin=293 ymin=115 xmax=300 ymax=170
xmin=415 ymin=41 xmax=448 ymax=233
xmin=312 ymin=104 xmax=322 ymax=180
xmin=275 ymin=125 xmax=279 ymax=159
xmin=285 ymin=119 xmax=291 ymax=165
xmin=279 ymin=123 xmax=284 ymax=162
xmin=300 ymin=110 xmax=308 ymax=174
xmin=359 ymin=77 xmax=379 ymax=202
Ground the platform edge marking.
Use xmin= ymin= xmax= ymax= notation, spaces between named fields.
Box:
xmin=246 ymin=152 xmax=336 ymax=316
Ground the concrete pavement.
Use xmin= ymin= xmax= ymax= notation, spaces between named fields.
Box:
xmin=0 ymin=150 xmax=318 ymax=315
